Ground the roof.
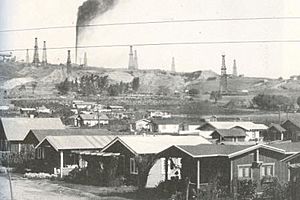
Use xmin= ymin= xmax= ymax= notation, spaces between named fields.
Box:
xmin=200 ymin=121 xmax=268 ymax=131
xmin=24 ymin=128 xmax=113 ymax=143
xmin=212 ymin=129 xmax=247 ymax=137
xmin=174 ymin=144 xmax=251 ymax=158
xmin=268 ymin=141 xmax=300 ymax=154
xmin=158 ymin=143 xmax=287 ymax=159
xmin=268 ymin=123 xmax=286 ymax=132
xmin=102 ymin=135 xmax=211 ymax=155
xmin=0 ymin=118 xmax=65 ymax=141
xmin=72 ymin=150 xmax=120 ymax=157
xmin=282 ymin=118 xmax=300 ymax=129
xmin=70 ymin=114 xmax=109 ymax=120
xmin=151 ymin=118 xmax=182 ymax=125
xmin=36 ymin=135 xmax=116 ymax=151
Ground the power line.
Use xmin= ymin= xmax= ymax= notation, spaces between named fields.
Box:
xmin=1 ymin=16 xmax=300 ymax=33
xmin=1 ymin=39 xmax=300 ymax=53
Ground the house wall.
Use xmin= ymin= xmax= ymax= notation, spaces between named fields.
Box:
xmin=83 ymin=119 xmax=109 ymax=127
xmin=136 ymin=121 xmax=150 ymax=131
xmin=158 ymin=124 xmax=179 ymax=133
xmin=231 ymin=149 xmax=289 ymax=191
xmin=282 ymin=121 xmax=300 ymax=141
xmin=265 ymin=127 xmax=283 ymax=141
xmin=188 ymin=125 xmax=201 ymax=131
xmin=244 ymin=130 xmax=260 ymax=141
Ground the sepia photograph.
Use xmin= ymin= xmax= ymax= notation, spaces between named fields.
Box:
xmin=1 ymin=0 xmax=300 ymax=199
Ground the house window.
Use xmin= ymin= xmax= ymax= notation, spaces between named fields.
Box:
xmin=36 ymin=147 xmax=44 ymax=159
xmin=130 ymin=158 xmax=138 ymax=174
xmin=261 ymin=163 xmax=275 ymax=177
xmin=238 ymin=165 xmax=252 ymax=179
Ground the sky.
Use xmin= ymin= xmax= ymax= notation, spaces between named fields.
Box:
xmin=1 ymin=0 xmax=300 ymax=78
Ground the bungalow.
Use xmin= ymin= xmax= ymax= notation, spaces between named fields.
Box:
xmin=264 ymin=123 xmax=286 ymax=141
xmin=210 ymin=128 xmax=247 ymax=143
xmin=72 ymin=101 xmax=96 ymax=110
xmin=35 ymin=135 xmax=116 ymax=177
xmin=158 ymin=143 xmax=294 ymax=196
xmin=0 ymin=118 xmax=65 ymax=152
xmin=135 ymin=119 xmax=152 ymax=132
xmin=150 ymin=119 xmax=182 ymax=134
xmin=71 ymin=113 xmax=109 ymax=127
xmin=281 ymin=119 xmax=300 ymax=142
xmin=101 ymin=135 xmax=211 ymax=188
xmin=198 ymin=121 xmax=268 ymax=142
xmin=147 ymin=110 xmax=171 ymax=118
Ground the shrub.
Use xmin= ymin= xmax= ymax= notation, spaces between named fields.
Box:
xmin=261 ymin=176 xmax=290 ymax=200
xmin=237 ymin=179 xmax=257 ymax=200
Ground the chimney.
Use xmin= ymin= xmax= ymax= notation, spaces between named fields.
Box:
xmin=134 ymin=50 xmax=138 ymax=70
xmin=67 ymin=50 xmax=71 ymax=74
xmin=233 ymin=59 xmax=237 ymax=77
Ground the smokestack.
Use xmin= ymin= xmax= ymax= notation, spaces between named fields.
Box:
xmin=26 ymin=49 xmax=29 ymax=66
xmin=232 ymin=59 xmax=237 ymax=77
xmin=67 ymin=50 xmax=72 ymax=74
xmin=75 ymin=0 xmax=118 ymax=64
xmin=128 ymin=46 xmax=135 ymax=70
xmin=32 ymin=37 xmax=39 ymax=66
xmin=42 ymin=41 xmax=47 ymax=66
xmin=83 ymin=52 xmax=87 ymax=67
xmin=171 ymin=57 xmax=175 ymax=72
xmin=134 ymin=50 xmax=138 ymax=70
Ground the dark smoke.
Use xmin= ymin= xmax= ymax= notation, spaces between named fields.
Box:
xmin=75 ymin=0 xmax=117 ymax=63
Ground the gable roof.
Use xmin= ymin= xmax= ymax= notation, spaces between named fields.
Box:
xmin=24 ymin=128 xmax=113 ymax=144
xmin=36 ymin=135 xmax=116 ymax=151
xmin=282 ymin=118 xmax=300 ymax=129
xmin=212 ymin=129 xmax=247 ymax=138
xmin=158 ymin=143 xmax=287 ymax=159
xmin=200 ymin=121 xmax=268 ymax=131
xmin=268 ymin=141 xmax=300 ymax=154
xmin=102 ymin=135 xmax=211 ymax=155
xmin=268 ymin=123 xmax=286 ymax=132
xmin=0 ymin=118 xmax=65 ymax=141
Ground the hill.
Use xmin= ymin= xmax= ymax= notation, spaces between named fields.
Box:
xmin=1 ymin=62 xmax=300 ymax=99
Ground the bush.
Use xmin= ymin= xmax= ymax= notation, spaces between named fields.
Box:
xmin=24 ymin=172 xmax=57 ymax=180
xmin=237 ymin=179 xmax=257 ymax=200
xmin=261 ymin=176 xmax=290 ymax=200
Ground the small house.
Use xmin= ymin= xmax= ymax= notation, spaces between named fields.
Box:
xmin=101 ymin=135 xmax=211 ymax=188
xmin=150 ymin=119 xmax=182 ymax=134
xmin=0 ymin=118 xmax=65 ymax=152
xmin=71 ymin=113 xmax=109 ymax=127
xmin=264 ymin=123 xmax=286 ymax=141
xmin=281 ymin=119 xmax=300 ymax=142
xmin=35 ymin=135 xmax=116 ymax=177
xmin=135 ymin=119 xmax=152 ymax=132
xmin=210 ymin=128 xmax=247 ymax=143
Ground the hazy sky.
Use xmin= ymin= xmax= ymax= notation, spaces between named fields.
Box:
xmin=1 ymin=0 xmax=300 ymax=78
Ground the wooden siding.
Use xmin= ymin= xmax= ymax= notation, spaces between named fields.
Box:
xmin=282 ymin=121 xmax=300 ymax=141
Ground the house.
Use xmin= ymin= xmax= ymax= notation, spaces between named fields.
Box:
xmin=20 ymin=108 xmax=36 ymax=116
xmin=264 ymin=123 xmax=286 ymax=141
xmin=135 ymin=119 xmax=152 ymax=132
xmin=150 ymin=119 xmax=182 ymax=134
xmin=0 ymin=118 xmax=65 ymax=152
xmin=72 ymin=101 xmax=96 ymax=110
xmin=281 ymin=119 xmax=300 ymax=142
xmin=70 ymin=113 xmax=109 ymax=127
xmin=158 ymin=143 xmax=296 ymax=196
xmin=198 ymin=121 xmax=268 ymax=141
xmin=101 ymin=135 xmax=211 ymax=188
xmin=35 ymin=135 xmax=116 ymax=177
xmin=36 ymin=105 xmax=52 ymax=114
xmin=210 ymin=128 xmax=247 ymax=143
xmin=108 ymin=105 xmax=125 ymax=112
xmin=147 ymin=110 xmax=171 ymax=118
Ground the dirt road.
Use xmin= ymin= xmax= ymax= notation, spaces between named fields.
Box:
xmin=0 ymin=173 xmax=12 ymax=200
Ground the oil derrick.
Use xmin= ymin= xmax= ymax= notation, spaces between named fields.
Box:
xmin=83 ymin=52 xmax=87 ymax=67
xmin=26 ymin=49 xmax=29 ymax=66
xmin=66 ymin=50 xmax=72 ymax=74
xmin=128 ymin=46 xmax=135 ymax=70
xmin=133 ymin=50 xmax=138 ymax=70
xmin=232 ymin=59 xmax=237 ymax=77
xmin=32 ymin=37 xmax=40 ymax=66
xmin=219 ymin=55 xmax=228 ymax=94
xmin=42 ymin=41 xmax=47 ymax=66
xmin=171 ymin=57 xmax=176 ymax=72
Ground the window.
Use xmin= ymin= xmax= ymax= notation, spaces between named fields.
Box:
xmin=238 ymin=165 xmax=252 ymax=178
xmin=261 ymin=163 xmax=275 ymax=177
xmin=36 ymin=147 xmax=44 ymax=159
xmin=130 ymin=158 xmax=138 ymax=174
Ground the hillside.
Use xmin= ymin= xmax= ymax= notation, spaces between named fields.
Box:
xmin=1 ymin=62 xmax=300 ymax=98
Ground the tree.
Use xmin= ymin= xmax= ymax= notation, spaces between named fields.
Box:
xmin=210 ymin=91 xmax=222 ymax=103
xmin=132 ymin=77 xmax=140 ymax=91
xmin=253 ymin=94 xmax=292 ymax=111
xmin=31 ymin=82 xmax=37 ymax=94
xmin=56 ymin=78 xmax=70 ymax=95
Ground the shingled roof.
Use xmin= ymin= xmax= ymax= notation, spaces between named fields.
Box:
xmin=212 ymin=128 xmax=247 ymax=138
xmin=0 ymin=118 xmax=65 ymax=141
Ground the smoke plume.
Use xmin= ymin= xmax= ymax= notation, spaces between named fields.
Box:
xmin=75 ymin=0 xmax=117 ymax=63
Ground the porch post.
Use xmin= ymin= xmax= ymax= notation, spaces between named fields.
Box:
xmin=164 ymin=157 xmax=168 ymax=181
xmin=60 ymin=151 xmax=64 ymax=178
xmin=197 ymin=159 xmax=200 ymax=190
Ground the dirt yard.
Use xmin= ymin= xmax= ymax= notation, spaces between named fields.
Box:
xmin=0 ymin=173 xmax=161 ymax=200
